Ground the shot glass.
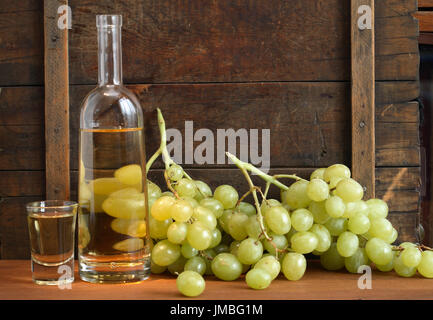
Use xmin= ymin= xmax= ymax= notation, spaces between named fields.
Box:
xmin=26 ymin=200 xmax=78 ymax=285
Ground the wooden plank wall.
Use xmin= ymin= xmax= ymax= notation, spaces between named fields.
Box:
xmin=0 ymin=0 xmax=421 ymax=258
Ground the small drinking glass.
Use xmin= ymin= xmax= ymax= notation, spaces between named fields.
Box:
xmin=26 ymin=200 xmax=78 ymax=285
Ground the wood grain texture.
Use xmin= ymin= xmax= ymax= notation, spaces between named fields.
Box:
xmin=44 ymin=0 xmax=70 ymax=199
xmin=351 ymin=0 xmax=375 ymax=199
xmin=2 ymin=260 xmax=433 ymax=300
xmin=419 ymin=0 xmax=433 ymax=7
xmin=414 ymin=11 xmax=433 ymax=32
xmin=0 ymin=81 xmax=420 ymax=170
xmin=0 ymin=2 xmax=43 ymax=86
xmin=67 ymin=0 xmax=418 ymax=84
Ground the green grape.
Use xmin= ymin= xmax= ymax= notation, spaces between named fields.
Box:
xmin=152 ymin=240 xmax=181 ymax=266
xmin=149 ymin=216 xmax=172 ymax=239
xmin=344 ymin=247 xmax=369 ymax=273
xmin=184 ymin=256 xmax=207 ymax=275
xmin=200 ymin=198 xmax=224 ymax=218
xmin=211 ymin=253 xmax=243 ymax=281
xmin=291 ymin=208 xmax=314 ymax=232
xmin=336 ymin=231 xmax=359 ymax=257
xmin=325 ymin=218 xmax=348 ymax=236
xmin=365 ymin=237 xmax=393 ymax=265
xmin=168 ymin=256 xmax=187 ymax=275
xmin=417 ymin=251 xmax=433 ymax=278
xmin=285 ymin=227 xmax=298 ymax=245
xmin=161 ymin=191 xmax=175 ymax=198
xmin=238 ymin=202 xmax=256 ymax=216
xmin=228 ymin=212 xmax=249 ymax=241
xmin=343 ymin=200 xmax=369 ymax=219
xmin=213 ymin=185 xmax=239 ymax=209
xmin=180 ymin=196 xmax=199 ymax=209
xmin=325 ymin=196 xmax=346 ymax=218
xmin=307 ymin=179 xmax=330 ymax=202
xmin=384 ymin=228 xmax=398 ymax=244
xmin=282 ymin=253 xmax=306 ymax=281
xmin=394 ymin=253 xmax=416 ymax=277
xmin=187 ymin=221 xmax=212 ymax=250
xmin=335 ymin=178 xmax=364 ymax=203
xmin=290 ymin=231 xmax=318 ymax=254
xmin=309 ymin=224 xmax=331 ymax=252
xmin=218 ymin=209 xmax=233 ymax=233
xmin=176 ymin=271 xmax=205 ymax=297
xmin=151 ymin=196 xmax=176 ymax=221
xmin=281 ymin=180 xmax=311 ymax=209
xmin=310 ymin=168 xmax=326 ymax=180
xmin=245 ymin=269 xmax=272 ymax=290
xmin=263 ymin=233 xmax=288 ymax=255
xmin=401 ymin=246 xmax=422 ymax=268
xmin=320 ymin=243 xmax=345 ymax=271
xmin=147 ymin=180 xmax=162 ymax=199
xmin=193 ymin=206 xmax=217 ymax=230
xmin=148 ymin=196 xmax=157 ymax=211
xmin=253 ymin=256 xmax=281 ymax=280
xmin=329 ymin=177 xmax=343 ymax=189
xmin=348 ymin=213 xmax=370 ymax=235
xmin=168 ymin=199 xmax=194 ymax=222
xmin=213 ymin=243 xmax=229 ymax=254
xmin=194 ymin=180 xmax=212 ymax=201
xmin=229 ymin=240 xmax=241 ymax=256
xmin=369 ymin=218 xmax=393 ymax=241
xmin=265 ymin=206 xmax=291 ymax=235
xmin=246 ymin=215 xmax=264 ymax=239
xmin=366 ymin=198 xmax=388 ymax=219
xmin=282 ymin=203 xmax=292 ymax=212
xmin=181 ymin=241 xmax=199 ymax=259
xmin=175 ymin=178 xmax=198 ymax=198
xmin=376 ymin=252 xmax=396 ymax=272
xmin=260 ymin=199 xmax=281 ymax=218
xmin=167 ymin=221 xmax=188 ymax=244
xmin=150 ymin=260 xmax=167 ymax=274
xmin=166 ymin=164 xmax=184 ymax=182
xmin=102 ymin=194 xmax=146 ymax=219
xmin=114 ymin=164 xmax=142 ymax=186
xmin=309 ymin=201 xmax=331 ymax=224
xmin=237 ymin=238 xmax=264 ymax=265
xmin=323 ymin=164 xmax=351 ymax=183
xmin=400 ymin=242 xmax=417 ymax=249
xmin=209 ymin=228 xmax=222 ymax=248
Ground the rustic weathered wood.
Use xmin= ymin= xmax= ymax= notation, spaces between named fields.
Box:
xmin=351 ymin=0 xmax=375 ymax=199
xmin=67 ymin=0 xmax=418 ymax=84
xmin=44 ymin=0 xmax=70 ymax=199
xmin=0 ymin=171 xmax=45 ymax=197
xmin=0 ymin=2 xmax=43 ymax=86
xmin=414 ymin=11 xmax=433 ymax=31
xmin=0 ymin=82 xmax=420 ymax=170
xmin=419 ymin=0 xmax=433 ymax=7
xmin=2 ymin=260 xmax=433 ymax=300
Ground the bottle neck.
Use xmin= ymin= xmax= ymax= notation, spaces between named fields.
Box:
xmin=97 ymin=26 xmax=122 ymax=86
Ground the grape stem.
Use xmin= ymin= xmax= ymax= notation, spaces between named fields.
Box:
xmin=226 ymin=153 xmax=289 ymax=191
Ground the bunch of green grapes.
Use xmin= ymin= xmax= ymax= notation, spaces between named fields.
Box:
xmin=281 ymin=164 xmax=433 ymax=279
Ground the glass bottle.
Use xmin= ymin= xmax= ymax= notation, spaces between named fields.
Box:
xmin=78 ymin=14 xmax=150 ymax=283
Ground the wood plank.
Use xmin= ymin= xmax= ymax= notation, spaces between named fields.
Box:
xmin=0 ymin=126 xmax=44 ymax=170
xmin=0 ymin=87 xmax=44 ymax=126
xmin=68 ymin=0 xmax=418 ymax=84
xmin=0 ymin=2 xmax=43 ymax=86
xmin=0 ymin=171 xmax=44 ymax=197
xmin=419 ymin=0 xmax=433 ymax=7
xmin=44 ymin=0 xmax=70 ymax=200
xmin=0 ymin=197 xmax=40 ymax=259
xmin=2 ymin=259 xmax=433 ymax=299
xmin=351 ymin=0 xmax=376 ymax=198
xmin=419 ymin=32 xmax=433 ymax=45
xmin=413 ymin=11 xmax=433 ymax=32
xmin=0 ymin=82 xmax=419 ymax=170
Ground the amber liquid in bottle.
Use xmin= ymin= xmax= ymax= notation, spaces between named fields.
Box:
xmin=78 ymin=15 xmax=150 ymax=283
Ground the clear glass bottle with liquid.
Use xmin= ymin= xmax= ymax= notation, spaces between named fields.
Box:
xmin=78 ymin=14 xmax=150 ymax=283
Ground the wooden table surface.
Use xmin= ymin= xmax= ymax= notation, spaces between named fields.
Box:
xmin=1 ymin=260 xmax=433 ymax=300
